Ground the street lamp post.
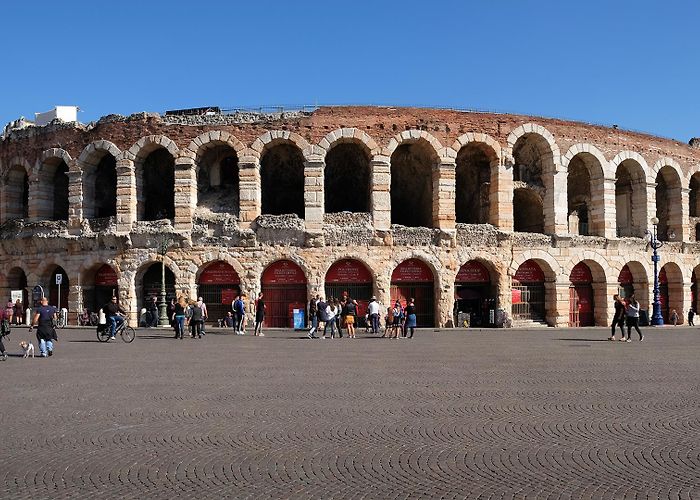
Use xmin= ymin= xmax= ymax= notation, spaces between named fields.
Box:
xmin=646 ymin=217 xmax=664 ymax=326
xmin=157 ymin=236 xmax=173 ymax=326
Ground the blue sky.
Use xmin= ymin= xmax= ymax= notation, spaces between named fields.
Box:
xmin=1 ymin=0 xmax=698 ymax=141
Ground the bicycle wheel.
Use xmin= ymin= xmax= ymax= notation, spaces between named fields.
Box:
xmin=96 ymin=327 xmax=109 ymax=342
xmin=121 ymin=326 xmax=136 ymax=343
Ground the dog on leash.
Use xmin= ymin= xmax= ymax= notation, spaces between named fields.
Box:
xmin=19 ymin=341 xmax=35 ymax=358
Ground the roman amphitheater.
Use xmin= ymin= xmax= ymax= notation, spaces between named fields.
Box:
xmin=1 ymin=106 xmax=700 ymax=328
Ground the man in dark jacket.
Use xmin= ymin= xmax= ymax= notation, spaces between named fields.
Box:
xmin=609 ymin=294 xmax=625 ymax=341
xmin=31 ymin=297 xmax=58 ymax=357
xmin=105 ymin=296 xmax=127 ymax=340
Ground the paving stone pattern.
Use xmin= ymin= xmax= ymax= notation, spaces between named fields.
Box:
xmin=1 ymin=327 xmax=699 ymax=499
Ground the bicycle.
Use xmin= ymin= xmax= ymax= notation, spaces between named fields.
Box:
xmin=96 ymin=317 xmax=135 ymax=343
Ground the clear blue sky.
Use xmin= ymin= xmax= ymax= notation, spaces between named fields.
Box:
xmin=2 ymin=0 xmax=698 ymax=141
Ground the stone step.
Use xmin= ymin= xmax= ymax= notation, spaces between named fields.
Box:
xmin=510 ymin=319 xmax=550 ymax=328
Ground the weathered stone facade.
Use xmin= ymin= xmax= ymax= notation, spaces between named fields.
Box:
xmin=2 ymin=106 xmax=700 ymax=327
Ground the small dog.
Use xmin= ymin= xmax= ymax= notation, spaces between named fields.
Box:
xmin=20 ymin=341 xmax=35 ymax=358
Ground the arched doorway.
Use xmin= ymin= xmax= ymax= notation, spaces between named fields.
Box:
xmin=692 ymin=269 xmax=697 ymax=313
xmin=260 ymin=143 xmax=305 ymax=218
xmin=455 ymin=144 xmax=493 ymax=224
xmin=659 ymin=268 xmax=669 ymax=322
xmin=84 ymin=264 xmax=119 ymax=314
xmin=454 ymin=260 xmax=496 ymax=327
xmin=7 ymin=267 xmax=28 ymax=319
xmin=196 ymin=145 xmax=239 ymax=215
xmin=138 ymin=148 xmax=175 ymax=221
xmin=324 ymin=259 xmax=373 ymax=326
xmin=141 ymin=264 xmax=175 ymax=310
xmin=569 ymin=262 xmax=594 ymax=327
xmin=197 ymin=261 xmax=241 ymax=326
xmin=390 ymin=259 xmax=435 ymax=327
xmin=48 ymin=266 xmax=69 ymax=310
xmin=324 ymin=143 xmax=371 ymax=213
xmin=390 ymin=141 xmax=437 ymax=228
xmin=512 ymin=260 xmax=545 ymax=321
xmin=261 ymin=260 xmax=307 ymax=328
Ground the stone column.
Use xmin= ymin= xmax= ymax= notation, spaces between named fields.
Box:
xmin=438 ymin=277 xmax=454 ymax=327
xmin=304 ymin=160 xmax=324 ymax=233
xmin=490 ymin=158 xmax=513 ymax=231
xmin=433 ymin=160 xmax=456 ymax=232
xmin=682 ymin=280 xmax=693 ymax=325
xmin=67 ymin=160 xmax=83 ymax=234
xmin=677 ymin=187 xmax=690 ymax=242
xmin=238 ymin=155 xmax=260 ymax=230
xmin=551 ymin=281 xmax=570 ymax=327
xmin=26 ymin=173 xmax=43 ymax=221
xmin=643 ymin=182 xmax=656 ymax=236
xmin=602 ymin=177 xmax=617 ymax=238
xmin=547 ymin=169 xmax=568 ymax=235
xmin=174 ymin=157 xmax=195 ymax=232
xmin=115 ymin=158 xmax=135 ymax=233
xmin=370 ymin=158 xmax=391 ymax=231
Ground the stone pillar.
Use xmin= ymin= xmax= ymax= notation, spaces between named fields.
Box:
xmin=120 ymin=272 xmax=138 ymax=327
xmin=602 ymin=177 xmax=617 ymax=238
xmin=174 ymin=157 xmax=195 ymax=232
xmin=491 ymin=159 xmax=513 ymax=231
xmin=67 ymin=161 xmax=83 ymax=234
xmin=370 ymin=158 xmax=391 ymax=231
xmin=644 ymin=182 xmax=656 ymax=235
xmin=67 ymin=283 xmax=81 ymax=316
xmin=547 ymin=169 xmax=568 ymax=235
xmin=0 ymin=183 xmax=8 ymax=224
xmin=238 ymin=156 xmax=261 ymax=230
xmin=433 ymin=160 xmax=456 ymax=231
xmin=682 ymin=280 xmax=693 ymax=325
xmin=115 ymin=158 xmax=135 ymax=233
xmin=304 ymin=160 xmax=324 ymax=233
xmin=26 ymin=174 xmax=42 ymax=221
xmin=438 ymin=277 xmax=454 ymax=328
xmin=677 ymin=187 xmax=690 ymax=242
xmin=551 ymin=281 xmax=570 ymax=327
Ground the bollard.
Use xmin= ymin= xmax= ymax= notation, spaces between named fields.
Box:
xmin=25 ymin=307 xmax=31 ymax=326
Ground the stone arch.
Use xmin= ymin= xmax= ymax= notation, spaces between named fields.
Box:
xmin=612 ymin=153 xmax=648 ymax=237
xmin=388 ymin=252 xmax=441 ymax=327
xmin=453 ymin=135 xmax=501 ymax=225
xmin=614 ymin=260 xmax=651 ymax=308
xmin=563 ymin=145 xmax=607 ymax=237
xmin=506 ymin=123 xmax=561 ymax=168
xmin=189 ymin=133 xmax=241 ymax=216
xmin=324 ymin=138 xmax=372 ymax=214
xmin=689 ymin=169 xmax=700 ymax=240
xmin=510 ymin=251 xmax=558 ymax=326
xmin=35 ymin=149 xmax=72 ymax=221
xmin=510 ymin=250 xmax=559 ymax=282
xmin=187 ymin=131 xmax=246 ymax=161
xmin=562 ymin=255 xmax=610 ymax=326
xmin=258 ymin=137 xmax=305 ymax=218
xmin=322 ymin=254 xmax=376 ymax=281
xmin=654 ymin=162 xmax=683 ymax=241
xmin=2 ymin=158 xmax=31 ymax=221
xmin=388 ymin=135 xmax=441 ymax=228
xmin=257 ymin=254 xmax=313 ymax=286
xmin=128 ymin=137 xmax=177 ymax=221
xmin=652 ymin=157 xmax=684 ymax=185
xmin=192 ymin=253 xmax=246 ymax=287
xmin=318 ymin=128 xmax=380 ymax=158
xmin=250 ymin=130 xmax=311 ymax=161
xmin=78 ymin=141 xmax=121 ymax=220
xmin=660 ymin=261 xmax=685 ymax=324
xmin=383 ymin=129 xmax=444 ymax=159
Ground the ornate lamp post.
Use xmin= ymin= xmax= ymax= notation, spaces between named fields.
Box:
xmin=157 ymin=236 xmax=173 ymax=326
xmin=646 ymin=217 xmax=664 ymax=326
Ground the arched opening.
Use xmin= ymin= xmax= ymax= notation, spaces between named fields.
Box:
xmin=324 ymin=143 xmax=370 ymax=213
xmin=690 ymin=173 xmax=700 ymax=241
xmin=567 ymin=153 xmax=604 ymax=236
xmin=82 ymin=264 xmax=119 ymax=314
xmin=196 ymin=145 xmax=239 ymax=215
xmin=7 ymin=267 xmax=28 ymax=321
xmin=455 ymin=143 xmax=492 ymax=224
xmin=4 ymin=165 xmax=29 ymax=220
xmin=692 ymin=269 xmax=698 ymax=315
xmin=260 ymin=143 xmax=305 ymax=218
xmin=48 ymin=266 xmax=69 ymax=310
xmin=84 ymin=153 xmax=117 ymax=219
xmin=659 ymin=263 xmax=683 ymax=324
xmin=137 ymin=148 xmax=175 ymax=221
xmin=390 ymin=259 xmax=435 ymax=327
xmin=197 ymin=261 xmax=241 ymax=326
xmin=261 ymin=260 xmax=307 ymax=328
xmin=512 ymin=260 xmax=546 ymax=322
xmin=139 ymin=263 xmax=176 ymax=313
xmin=36 ymin=158 xmax=69 ymax=220
xmin=655 ymin=166 xmax=682 ymax=241
xmin=324 ymin=259 xmax=373 ymax=326
xmin=513 ymin=188 xmax=544 ymax=233
xmin=618 ymin=262 xmax=650 ymax=319
xmin=454 ymin=260 xmax=497 ymax=327
xmin=390 ymin=141 xmax=436 ymax=228
xmin=615 ymin=160 xmax=647 ymax=237
xmin=569 ymin=262 xmax=594 ymax=326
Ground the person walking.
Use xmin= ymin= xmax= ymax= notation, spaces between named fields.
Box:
xmin=670 ymin=309 xmax=679 ymax=326
xmin=404 ymin=297 xmax=417 ymax=339
xmin=198 ymin=297 xmax=208 ymax=335
xmin=0 ymin=305 xmax=10 ymax=360
xmin=189 ymin=299 xmax=205 ymax=338
xmin=235 ymin=294 xmax=248 ymax=335
xmin=308 ymin=294 xmax=319 ymax=338
xmin=688 ymin=308 xmax=695 ymax=326
xmin=324 ymin=299 xmax=338 ymax=338
xmin=367 ymin=296 xmax=380 ymax=335
xmin=31 ymin=297 xmax=58 ymax=357
xmin=254 ymin=292 xmax=265 ymax=336
xmin=316 ymin=296 xmax=328 ymax=339
xmin=609 ymin=294 xmax=626 ymax=341
xmin=172 ymin=296 xmax=187 ymax=339
xmin=624 ymin=295 xmax=643 ymax=342
xmin=390 ymin=301 xmax=403 ymax=338
xmin=13 ymin=299 xmax=23 ymax=326
xmin=146 ymin=296 xmax=159 ymax=327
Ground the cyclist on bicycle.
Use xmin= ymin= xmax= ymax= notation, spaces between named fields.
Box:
xmin=104 ymin=296 xmax=127 ymax=341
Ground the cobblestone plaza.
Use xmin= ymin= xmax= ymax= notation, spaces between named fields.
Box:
xmin=2 ymin=327 xmax=699 ymax=499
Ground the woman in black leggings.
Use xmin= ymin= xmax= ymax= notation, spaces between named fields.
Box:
xmin=624 ymin=295 xmax=644 ymax=342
